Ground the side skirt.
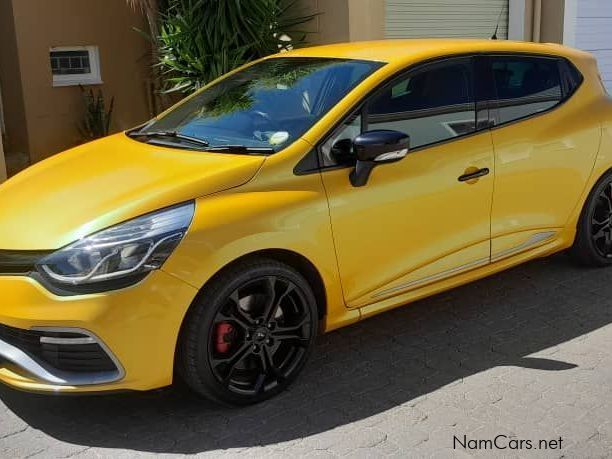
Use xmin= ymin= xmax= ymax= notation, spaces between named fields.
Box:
xmin=357 ymin=229 xmax=571 ymax=322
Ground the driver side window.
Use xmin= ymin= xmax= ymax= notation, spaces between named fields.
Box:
xmin=320 ymin=57 xmax=476 ymax=168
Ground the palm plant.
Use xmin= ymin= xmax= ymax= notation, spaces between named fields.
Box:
xmin=157 ymin=0 xmax=316 ymax=93
xmin=126 ymin=0 xmax=163 ymax=43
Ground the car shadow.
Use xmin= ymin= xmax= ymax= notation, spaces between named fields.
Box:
xmin=1 ymin=254 xmax=610 ymax=453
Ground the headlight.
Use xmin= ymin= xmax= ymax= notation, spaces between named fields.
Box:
xmin=36 ymin=202 xmax=194 ymax=289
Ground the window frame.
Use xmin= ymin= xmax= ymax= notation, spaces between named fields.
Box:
xmin=295 ymin=52 xmax=584 ymax=175
xmin=50 ymin=46 xmax=103 ymax=87
xmin=310 ymin=54 xmax=483 ymax=173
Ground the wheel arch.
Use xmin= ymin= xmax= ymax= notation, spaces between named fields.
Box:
xmin=181 ymin=245 xmax=330 ymax=320
xmin=576 ymin=166 xmax=612 ymax=224
xmin=566 ymin=119 xmax=612 ymax=234
xmin=173 ymin=248 xmax=328 ymax=369
xmin=223 ymin=248 xmax=328 ymax=321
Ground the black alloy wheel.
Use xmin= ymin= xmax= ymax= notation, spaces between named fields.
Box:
xmin=178 ymin=258 xmax=318 ymax=405
xmin=570 ymin=171 xmax=612 ymax=266
xmin=590 ymin=181 xmax=612 ymax=258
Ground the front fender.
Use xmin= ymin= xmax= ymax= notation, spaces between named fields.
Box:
xmin=161 ymin=175 xmax=356 ymax=332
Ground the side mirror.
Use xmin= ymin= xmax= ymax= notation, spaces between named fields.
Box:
xmin=349 ymin=130 xmax=410 ymax=187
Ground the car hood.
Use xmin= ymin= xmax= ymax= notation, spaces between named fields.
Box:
xmin=0 ymin=133 xmax=265 ymax=250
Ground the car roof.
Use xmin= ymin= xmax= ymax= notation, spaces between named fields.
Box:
xmin=276 ymin=39 xmax=592 ymax=68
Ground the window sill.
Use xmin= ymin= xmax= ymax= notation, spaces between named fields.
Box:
xmin=52 ymin=78 xmax=103 ymax=88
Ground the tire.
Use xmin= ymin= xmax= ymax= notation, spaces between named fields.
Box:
xmin=177 ymin=258 xmax=318 ymax=405
xmin=570 ymin=171 xmax=612 ymax=266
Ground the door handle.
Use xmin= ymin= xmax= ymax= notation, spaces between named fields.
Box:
xmin=458 ymin=167 xmax=490 ymax=182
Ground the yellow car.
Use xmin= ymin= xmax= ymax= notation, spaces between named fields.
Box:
xmin=1 ymin=39 xmax=611 ymax=405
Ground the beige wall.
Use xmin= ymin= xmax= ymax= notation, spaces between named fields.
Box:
xmin=1 ymin=0 xmax=151 ymax=167
xmin=0 ymin=136 xmax=6 ymax=183
xmin=347 ymin=0 xmax=385 ymax=41
xmin=0 ymin=0 xmax=30 ymax=163
xmin=539 ymin=0 xmax=565 ymax=44
xmin=296 ymin=0 xmax=384 ymax=44
xmin=506 ymin=0 xmax=565 ymax=43
xmin=523 ymin=0 xmax=535 ymax=41
xmin=296 ymin=0 xmax=350 ymax=44
xmin=0 ymin=80 xmax=5 ymax=182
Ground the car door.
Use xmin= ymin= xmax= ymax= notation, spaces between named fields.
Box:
xmin=319 ymin=56 xmax=495 ymax=308
xmin=484 ymin=54 xmax=601 ymax=260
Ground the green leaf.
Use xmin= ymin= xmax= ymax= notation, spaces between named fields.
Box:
xmin=155 ymin=0 xmax=316 ymax=94
xmin=78 ymin=85 xmax=114 ymax=140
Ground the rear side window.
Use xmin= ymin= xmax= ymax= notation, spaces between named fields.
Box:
xmin=559 ymin=58 xmax=584 ymax=97
xmin=490 ymin=56 xmax=562 ymax=125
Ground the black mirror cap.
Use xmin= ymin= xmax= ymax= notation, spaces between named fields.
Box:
xmin=349 ymin=130 xmax=410 ymax=188
xmin=353 ymin=129 xmax=410 ymax=162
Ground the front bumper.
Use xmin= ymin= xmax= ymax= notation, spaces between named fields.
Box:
xmin=0 ymin=270 xmax=198 ymax=393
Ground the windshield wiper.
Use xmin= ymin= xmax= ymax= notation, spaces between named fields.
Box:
xmin=130 ymin=131 xmax=274 ymax=155
xmin=130 ymin=130 xmax=210 ymax=148
xmin=203 ymin=145 xmax=275 ymax=155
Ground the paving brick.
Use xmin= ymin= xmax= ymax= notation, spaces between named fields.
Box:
xmin=1 ymin=254 xmax=611 ymax=457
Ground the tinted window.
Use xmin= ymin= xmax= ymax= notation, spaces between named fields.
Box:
xmin=561 ymin=58 xmax=584 ymax=96
xmin=490 ymin=56 xmax=562 ymax=125
xmin=137 ymin=58 xmax=382 ymax=153
xmin=320 ymin=57 xmax=475 ymax=167
xmin=366 ymin=58 xmax=475 ymax=150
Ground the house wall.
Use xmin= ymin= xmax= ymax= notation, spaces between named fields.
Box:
xmin=566 ymin=0 xmax=612 ymax=93
xmin=0 ymin=0 xmax=30 ymax=168
xmin=2 ymin=0 xmax=152 ymax=166
xmin=348 ymin=0 xmax=385 ymax=41
xmin=295 ymin=0 xmax=384 ymax=44
xmin=540 ymin=0 xmax=565 ymax=43
xmin=295 ymin=0 xmax=351 ymax=44
xmin=0 ymin=136 xmax=5 ymax=183
xmin=508 ymin=0 xmax=564 ymax=43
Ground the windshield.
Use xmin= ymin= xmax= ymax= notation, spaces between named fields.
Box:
xmin=134 ymin=57 xmax=383 ymax=153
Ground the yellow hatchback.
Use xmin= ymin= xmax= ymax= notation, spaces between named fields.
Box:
xmin=1 ymin=39 xmax=611 ymax=405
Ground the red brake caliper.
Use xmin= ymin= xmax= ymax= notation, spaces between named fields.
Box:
xmin=215 ymin=322 xmax=235 ymax=353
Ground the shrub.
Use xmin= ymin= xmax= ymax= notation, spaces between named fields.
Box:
xmin=78 ymin=86 xmax=115 ymax=141
xmin=157 ymin=0 xmax=316 ymax=93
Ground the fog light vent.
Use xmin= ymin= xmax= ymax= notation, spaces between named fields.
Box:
xmin=0 ymin=324 xmax=117 ymax=373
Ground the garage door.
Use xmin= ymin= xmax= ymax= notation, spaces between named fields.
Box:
xmin=574 ymin=0 xmax=612 ymax=93
xmin=385 ymin=0 xmax=508 ymax=39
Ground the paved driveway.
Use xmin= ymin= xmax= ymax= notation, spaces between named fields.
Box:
xmin=1 ymin=254 xmax=611 ymax=458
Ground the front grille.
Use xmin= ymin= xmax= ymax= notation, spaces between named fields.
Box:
xmin=0 ymin=323 xmax=116 ymax=373
xmin=0 ymin=250 xmax=51 ymax=275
